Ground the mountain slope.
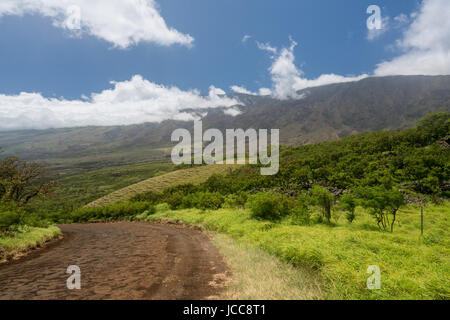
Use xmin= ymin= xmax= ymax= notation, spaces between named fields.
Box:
xmin=1 ymin=75 xmax=449 ymax=171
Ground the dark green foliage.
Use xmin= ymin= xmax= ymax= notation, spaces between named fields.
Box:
xmin=310 ymin=186 xmax=334 ymax=223
xmin=131 ymin=191 xmax=163 ymax=203
xmin=290 ymin=195 xmax=312 ymax=225
xmin=70 ymin=202 xmax=155 ymax=223
xmin=354 ymin=186 xmax=405 ymax=232
xmin=0 ymin=211 xmax=20 ymax=231
xmin=340 ymin=194 xmax=357 ymax=223
xmin=247 ymin=192 xmax=292 ymax=221
xmin=181 ymin=192 xmax=225 ymax=210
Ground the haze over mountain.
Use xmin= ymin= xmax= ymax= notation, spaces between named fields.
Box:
xmin=1 ymin=75 xmax=449 ymax=171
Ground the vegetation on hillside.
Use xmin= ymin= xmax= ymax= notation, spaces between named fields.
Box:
xmin=130 ymin=113 xmax=449 ymax=231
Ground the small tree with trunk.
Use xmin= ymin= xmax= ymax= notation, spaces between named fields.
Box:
xmin=310 ymin=185 xmax=335 ymax=223
xmin=0 ymin=157 xmax=57 ymax=207
xmin=355 ymin=186 xmax=405 ymax=232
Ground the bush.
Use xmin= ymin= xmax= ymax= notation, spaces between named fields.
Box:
xmin=247 ymin=192 xmax=292 ymax=221
xmin=70 ymin=202 xmax=154 ymax=222
xmin=181 ymin=192 xmax=225 ymax=210
xmin=131 ymin=191 xmax=162 ymax=203
xmin=290 ymin=196 xmax=311 ymax=225
xmin=165 ymin=192 xmax=185 ymax=210
xmin=0 ymin=211 xmax=21 ymax=231
xmin=340 ymin=194 xmax=356 ymax=223
xmin=310 ymin=185 xmax=335 ymax=223
xmin=223 ymin=192 xmax=248 ymax=209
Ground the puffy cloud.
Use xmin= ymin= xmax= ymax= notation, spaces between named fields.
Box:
xmin=223 ymin=107 xmax=242 ymax=117
xmin=0 ymin=0 xmax=193 ymax=48
xmin=230 ymin=85 xmax=257 ymax=95
xmin=259 ymin=38 xmax=367 ymax=99
xmin=230 ymin=85 xmax=272 ymax=97
xmin=258 ymin=88 xmax=272 ymax=96
xmin=375 ymin=0 xmax=450 ymax=76
xmin=0 ymin=75 xmax=241 ymax=130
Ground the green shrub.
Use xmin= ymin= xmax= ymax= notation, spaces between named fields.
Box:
xmin=247 ymin=192 xmax=292 ymax=221
xmin=310 ymin=185 xmax=335 ymax=222
xmin=181 ymin=192 xmax=225 ymax=210
xmin=131 ymin=191 xmax=162 ymax=203
xmin=340 ymin=194 xmax=357 ymax=223
xmin=0 ymin=211 xmax=21 ymax=231
xmin=165 ymin=192 xmax=185 ymax=210
xmin=70 ymin=202 xmax=154 ymax=222
xmin=290 ymin=196 xmax=311 ymax=225
xmin=223 ymin=192 xmax=248 ymax=209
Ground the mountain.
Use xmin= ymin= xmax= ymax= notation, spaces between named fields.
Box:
xmin=1 ymin=75 xmax=449 ymax=172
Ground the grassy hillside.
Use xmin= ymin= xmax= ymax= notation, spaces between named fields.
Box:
xmin=86 ymin=164 xmax=237 ymax=207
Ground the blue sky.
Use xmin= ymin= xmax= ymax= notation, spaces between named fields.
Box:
xmin=0 ymin=0 xmax=418 ymax=98
xmin=0 ymin=0 xmax=448 ymax=130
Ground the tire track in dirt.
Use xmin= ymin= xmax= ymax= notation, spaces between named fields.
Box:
xmin=0 ymin=222 xmax=230 ymax=300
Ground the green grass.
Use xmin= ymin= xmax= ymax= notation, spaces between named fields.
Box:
xmin=0 ymin=226 xmax=61 ymax=261
xmin=87 ymin=164 xmax=237 ymax=207
xmin=145 ymin=202 xmax=450 ymax=300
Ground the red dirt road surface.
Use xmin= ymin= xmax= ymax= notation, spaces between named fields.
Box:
xmin=0 ymin=222 xmax=230 ymax=300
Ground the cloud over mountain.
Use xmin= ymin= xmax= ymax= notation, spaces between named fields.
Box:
xmin=0 ymin=75 xmax=240 ymax=130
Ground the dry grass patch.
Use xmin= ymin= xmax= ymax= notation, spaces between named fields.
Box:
xmin=212 ymin=233 xmax=323 ymax=300
xmin=87 ymin=165 xmax=237 ymax=207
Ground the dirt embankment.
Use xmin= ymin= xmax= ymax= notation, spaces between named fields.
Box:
xmin=0 ymin=222 xmax=230 ymax=300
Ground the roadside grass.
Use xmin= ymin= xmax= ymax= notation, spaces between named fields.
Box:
xmin=0 ymin=226 xmax=61 ymax=261
xmin=145 ymin=202 xmax=450 ymax=300
xmin=211 ymin=233 xmax=323 ymax=300
xmin=87 ymin=164 xmax=237 ymax=208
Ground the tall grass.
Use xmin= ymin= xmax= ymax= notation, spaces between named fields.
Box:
xmin=145 ymin=203 xmax=450 ymax=300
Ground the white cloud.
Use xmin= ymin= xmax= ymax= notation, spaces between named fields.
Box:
xmin=0 ymin=75 xmax=241 ymax=130
xmin=258 ymin=88 xmax=272 ymax=96
xmin=375 ymin=0 xmax=450 ymax=76
xmin=259 ymin=38 xmax=367 ymax=99
xmin=367 ymin=16 xmax=389 ymax=41
xmin=230 ymin=85 xmax=257 ymax=95
xmin=242 ymin=34 xmax=251 ymax=43
xmin=256 ymin=41 xmax=278 ymax=55
xmin=0 ymin=0 xmax=193 ymax=48
xmin=394 ymin=13 xmax=408 ymax=25
xmin=223 ymin=107 xmax=242 ymax=117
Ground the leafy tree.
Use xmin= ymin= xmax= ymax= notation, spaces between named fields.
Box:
xmin=355 ymin=186 xmax=405 ymax=232
xmin=310 ymin=185 xmax=334 ymax=223
xmin=340 ymin=194 xmax=356 ymax=223
xmin=417 ymin=112 xmax=450 ymax=141
xmin=0 ymin=157 xmax=57 ymax=206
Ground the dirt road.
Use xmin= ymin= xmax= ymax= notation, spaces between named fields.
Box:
xmin=0 ymin=222 xmax=230 ymax=300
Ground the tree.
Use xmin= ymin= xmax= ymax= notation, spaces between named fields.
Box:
xmin=417 ymin=112 xmax=450 ymax=141
xmin=0 ymin=157 xmax=57 ymax=206
xmin=310 ymin=185 xmax=334 ymax=223
xmin=341 ymin=193 xmax=356 ymax=223
xmin=355 ymin=186 xmax=405 ymax=232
